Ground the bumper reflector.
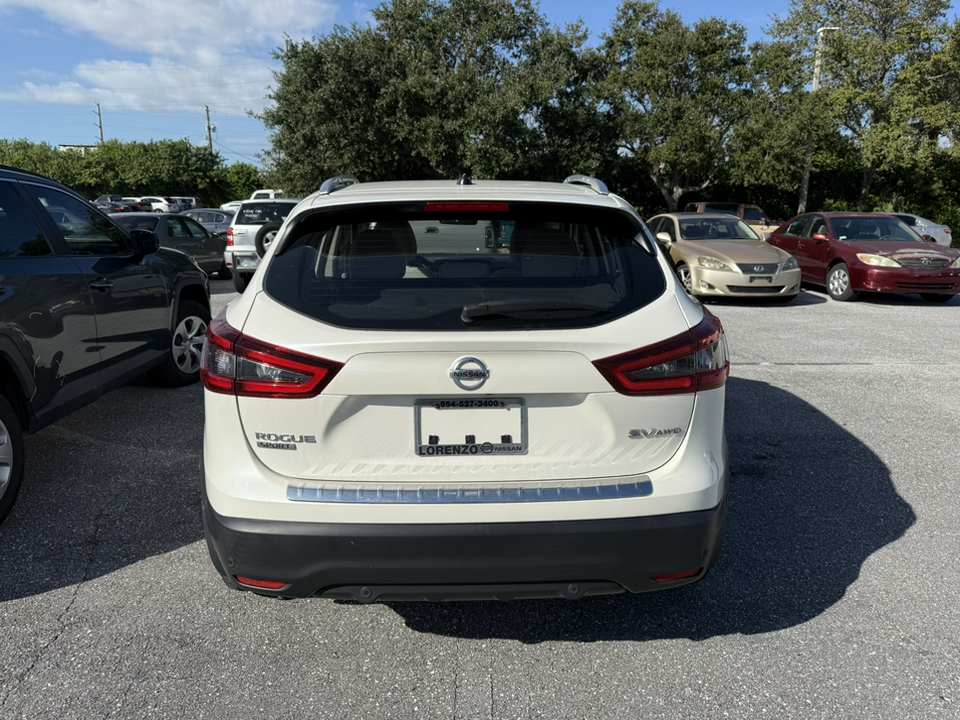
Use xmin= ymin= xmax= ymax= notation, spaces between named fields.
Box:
xmin=651 ymin=567 xmax=702 ymax=583
xmin=236 ymin=576 xmax=289 ymax=591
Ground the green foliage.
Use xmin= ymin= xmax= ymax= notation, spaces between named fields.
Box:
xmin=0 ymin=138 xmax=237 ymax=205
xmin=601 ymin=1 xmax=753 ymax=210
xmin=770 ymin=0 xmax=954 ymax=205
xmin=6 ymin=0 xmax=960 ymax=227
xmin=226 ymin=163 xmax=264 ymax=201
xmin=260 ymin=0 xmax=618 ymax=196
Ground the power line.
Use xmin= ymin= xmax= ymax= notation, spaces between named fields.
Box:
xmin=213 ymin=140 xmax=262 ymax=163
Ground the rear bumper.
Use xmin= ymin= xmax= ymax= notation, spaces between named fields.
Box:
xmin=202 ymin=480 xmax=728 ymax=601
xmin=224 ymin=249 xmax=260 ymax=272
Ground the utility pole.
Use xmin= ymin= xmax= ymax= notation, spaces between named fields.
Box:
xmin=94 ymin=103 xmax=104 ymax=143
xmin=797 ymin=27 xmax=839 ymax=214
xmin=205 ymin=105 xmax=215 ymax=151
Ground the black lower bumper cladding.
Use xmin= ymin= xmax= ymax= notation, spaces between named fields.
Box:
xmin=202 ymin=487 xmax=727 ymax=602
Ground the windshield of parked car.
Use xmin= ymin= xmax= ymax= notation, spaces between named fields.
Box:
xmin=679 ymin=218 xmax=759 ymax=241
xmin=263 ymin=203 xmax=664 ymax=331
xmin=112 ymin=215 xmax=159 ymax=232
xmin=235 ymin=202 xmax=296 ymax=226
xmin=834 ymin=217 xmax=921 ymax=242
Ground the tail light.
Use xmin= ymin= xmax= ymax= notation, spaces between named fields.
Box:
xmin=593 ymin=314 xmax=729 ymax=396
xmin=226 ymin=227 xmax=234 ymax=246
xmin=201 ymin=313 xmax=342 ymax=398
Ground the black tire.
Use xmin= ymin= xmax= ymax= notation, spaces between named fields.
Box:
xmin=0 ymin=394 xmax=25 ymax=526
xmin=919 ymin=293 xmax=953 ymax=303
xmin=217 ymin=261 xmax=233 ymax=280
xmin=255 ymin=223 xmax=282 ymax=258
xmin=826 ymin=263 xmax=858 ymax=301
xmin=233 ymin=272 xmax=251 ymax=293
xmin=150 ymin=300 xmax=210 ymax=387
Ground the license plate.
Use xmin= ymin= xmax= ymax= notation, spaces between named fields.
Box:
xmin=749 ymin=275 xmax=773 ymax=283
xmin=415 ymin=398 xmax=527 ymax=456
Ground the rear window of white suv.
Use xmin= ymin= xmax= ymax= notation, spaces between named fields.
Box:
xmin=263 ymin=202 xmax=665 ymax=331
xmin=235 ymin=202 xmax=296 ymax=225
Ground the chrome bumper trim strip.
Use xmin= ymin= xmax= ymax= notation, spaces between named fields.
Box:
xmin=287 ymin=480 xmax=653 ymax=504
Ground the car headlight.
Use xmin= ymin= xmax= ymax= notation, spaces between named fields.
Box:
xmin=697 ymin=256 xmax=734 ymax=272
xmin=856 ymin=253 xmax=901 ymax=267
xmin=782 ymin=256 xmax=799 ymax=270
xmin=950 ymin=256 xmax=960 ymax=269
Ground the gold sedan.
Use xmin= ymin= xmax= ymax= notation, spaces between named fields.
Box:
xmin=647 ymin=212 xmax=801 ymax=302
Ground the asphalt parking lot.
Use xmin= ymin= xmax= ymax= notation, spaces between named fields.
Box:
xmin=1 ymin=281 xmax=958 ymax=719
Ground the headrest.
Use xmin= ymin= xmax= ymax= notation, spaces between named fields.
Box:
xmin=345 ymin=228 xmax=408 ymax=279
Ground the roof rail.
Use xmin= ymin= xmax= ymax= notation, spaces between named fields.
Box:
xmin=562 ymin=175 xmax=609 ymax=195
xmin=317 ymin=175 xmax=360 ymax=195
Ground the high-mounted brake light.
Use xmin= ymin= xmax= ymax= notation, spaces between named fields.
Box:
xmin=201 ymin=313 xmax=342 ymax=398
xmin=424 ymin=202 xmax=509 ymax=213
xmin=593 ymin=314 xmax=729 ymax=396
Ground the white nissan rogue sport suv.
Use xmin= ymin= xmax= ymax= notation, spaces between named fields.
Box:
xmin=201 ymin=174 xmax=729 ymax=601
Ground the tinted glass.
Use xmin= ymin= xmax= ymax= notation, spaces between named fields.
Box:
xmin=785 ymin=218 xmax=809 ymax=236
xmin=0 ymin=182 xmax=51 ymax=257
xmin=833 ymin=216 xmax=920 ymax=242
xmin=263 ymin=203 xmax=664 ymax=331
xmin=235 ymin=202 xmax=296 ymax=225
xmin=807 ymin=216 xmax=828 ymax=237
xmin=182 ymin=217 xmax=209 ymax=238
xmin=703 ymin=203 xmax=739 ymax=215
xmin=26 ymin=186 xmax=129 ymax=255
xmin=742 ymin=208 xmax=769 ymax=222
xmin=112 ymin=215 xmax=159 ymax=233
xmin=679 ymin=217 xmax=759 ymax=240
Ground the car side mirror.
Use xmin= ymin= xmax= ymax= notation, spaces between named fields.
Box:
xmin=921 ymin=234 xmax=936 ymax=243
xmin=655 ymin=232 xmax=672 ymax=244
xmin=130 ymin=228 xmax=160 ymax=258
xmin=812 ymin=233 xmax=829 ymax=243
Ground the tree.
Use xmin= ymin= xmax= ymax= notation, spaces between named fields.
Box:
xmin=226 ymin=163 xmax=264 ymax=201
xmin=601 ymin=1 xmax=752 ymax=211
xmin=260 ymin=0 xmax=610 ymax=195
xmin=770 ymin=0 xmax=953 ymax=207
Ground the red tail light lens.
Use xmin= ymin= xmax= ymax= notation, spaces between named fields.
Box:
xmin=593 ymin=314 xmax=729 ymax=396
xmin=201 ymin=313 xmax=342 ymax=398
xmin=236 ymin=576 xmax=289 ymax=590
xmin=225 ymin=227 xmax=235 ymax=246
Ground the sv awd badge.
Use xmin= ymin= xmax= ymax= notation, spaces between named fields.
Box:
xmin=629 ymin=428 xmax=683 ymax=439
xmin=255 ymin=432 xmax=317 ymax=451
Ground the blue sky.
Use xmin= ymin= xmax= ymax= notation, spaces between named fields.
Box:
xmin=0 ymin=0 xmax=952 ymax=167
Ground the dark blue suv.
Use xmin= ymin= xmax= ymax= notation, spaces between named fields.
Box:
xmin=0 ymin=166 xmax=211 ymax=524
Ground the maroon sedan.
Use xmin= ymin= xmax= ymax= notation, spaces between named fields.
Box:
xmin=767 ymin=212 xmax=960 ymax=302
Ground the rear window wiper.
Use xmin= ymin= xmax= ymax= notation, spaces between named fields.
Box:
xmin=461 ymin=300 xmax=611 ymax=323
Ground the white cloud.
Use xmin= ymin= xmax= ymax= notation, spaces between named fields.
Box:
xmin=0 ymin=0 xmax=342 ymax=116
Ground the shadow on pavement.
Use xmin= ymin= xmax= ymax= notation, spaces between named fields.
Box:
xmin=0 ymin=375 xmax=915 ymax=643
xmin=0 ymin=380 xmax=206 ymax=601
xmin=387 ymin=377 xmax=915 ymax=642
